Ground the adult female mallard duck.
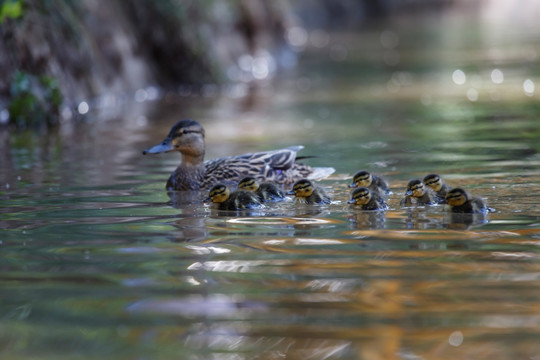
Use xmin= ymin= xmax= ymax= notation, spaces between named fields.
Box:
xmin=142 ymin=119 xmax=335 ymax=191
xmin=445 ymin=188 xmax=488 ymax=214
xmin=423 ymin=173 xmax=450 ymax=204
xmin=348 ymin=187 xmax=387 ymax=210
xmin=400 ymin=179 xmax=437 ymax=207
xmin=288 ymin=179 xmax=331 ymax=205
xmin=237 ymin=176 xmax=286 ymax=202
xmin=349 ymin=170 xmax=389 ymax=200
xmin=205 ymin=184 xmax=263 ymax=211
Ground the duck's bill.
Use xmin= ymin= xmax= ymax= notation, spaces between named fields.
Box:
xmin=347 ymin=199 xmax=356 ymax=204
xmin=142 ymin=139 xmax=174 ymax=155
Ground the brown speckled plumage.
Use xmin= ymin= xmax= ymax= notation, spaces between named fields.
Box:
xmin=143 ymin=119 xmax=334 ymax=191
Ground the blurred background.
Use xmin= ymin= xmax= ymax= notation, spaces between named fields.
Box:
xmin=2 ymin=2 xmax=540 ymax=360
xmin=1 ymin=0 xmax=539 ymax=127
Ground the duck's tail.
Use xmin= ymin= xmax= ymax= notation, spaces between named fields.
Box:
xmin=307 ymin=167 xmax=335 ymax=180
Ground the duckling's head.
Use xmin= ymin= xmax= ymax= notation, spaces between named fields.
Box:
xmin=238 ymin=176 xmax=260 ymax=192
xmin=405 ymin=179 xmax=425 ymax=198
xmin=206 ymin=184 xmax=231 ymax=204
xmin=423 ymin=174 xmax=443 ymax=192
xmin=143 ymin=119 xmax=205 ymax=162
xmin=446 ymin=188 xmax=468 ymax=207
xmin=349 ymin=171 xmax=372 ymax=188
xmin=289 ymin=179 xmax=314 ymax=198
xmin=348 ymin=187 xmax=372 ymax=205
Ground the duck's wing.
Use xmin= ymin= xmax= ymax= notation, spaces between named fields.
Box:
xmin=202 ymin=146 xmax=334 ymax=187
xmin=235 ymin=146 xmax=303 ymax=170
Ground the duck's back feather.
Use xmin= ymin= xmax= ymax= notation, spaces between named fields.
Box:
xmin=200 ymin=146 xmax=332 ymax=189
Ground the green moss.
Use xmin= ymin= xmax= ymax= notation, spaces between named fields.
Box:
xmin=8 ymin=70 xmax=63 ymax=128
xmin=0 ymin=0 xmax=24 ymax=23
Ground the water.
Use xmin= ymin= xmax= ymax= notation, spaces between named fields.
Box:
xmin=3 ymin=11 xmax=540 ymax=360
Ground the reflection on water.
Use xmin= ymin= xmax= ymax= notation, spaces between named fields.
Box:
xmin=3 ymin=8 xmax=540 ymax=360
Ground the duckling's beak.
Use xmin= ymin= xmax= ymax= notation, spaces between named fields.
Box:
xmin=348 ymin=183 xmax=356 ymax=188
xmin=286 ymin=190 xmax=295 ymax=196
xmin=405 ymin=190 xmax=413 ymax=196
xmin=203 ymin=196 xmax=212 ymax=203
xmin=347 ymin=199 xmax=356 ymax=204
xmin=142 ymin=138 xmax=174 ymax=155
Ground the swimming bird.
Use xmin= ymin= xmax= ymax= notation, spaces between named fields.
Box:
xmin=423 ymin=173 xmax=450 ymax=204
xmin=349 ymin=170 xmax=389 ymax=199
xmin=348 ymin=187 xmax=387 ymax=210
xmin=400 ymin=179 xmax=437 ymax=207
xmin=445 ymin=188 xmax=488 ymax=214
xmin=288 ymin=179 xmax=331 ymax=204
xmin=237 ymin=176 xmax=286 ymax=202
xmin=142 ymin=119 xmax=335 ymax=191
xmin=205 ymin=184 xmax=263 ymax=211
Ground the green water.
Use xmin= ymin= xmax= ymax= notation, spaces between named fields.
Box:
xmin=2 ymin=13 xmax=540 ymax=360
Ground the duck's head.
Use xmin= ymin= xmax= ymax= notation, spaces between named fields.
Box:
xmin=142 ymin=119 xmax=205 ymax=162
xmin=205 ymin=184 xmax=230 ymax=204
xmin=405 ymin=179 xmax=425 ymax=198
xmin=348 ymin=187 xmax=372 ymax=205
xmin=349 ymin=171 xmax=372 ymax=188
xmin=288 ymin=179 xmax=314 ymax=198
xmin=423 ymin=174 xmax=443 ymax=192
xmin=238 ymin=176 xmax=260 ymax=192
xmin=446 ymin=188 xmax=468 ymax=207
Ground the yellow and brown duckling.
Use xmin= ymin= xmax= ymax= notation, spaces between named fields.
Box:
xmin=143 ymin=119 xmax=335 ymax=191
xmin=400 ymin=179 xmax=437 ymax=207
xmin=423 ymin=173 xmax=450 ymax=204
xmin=205 ymin=184 xmax=263 ymax=211
xmin=348 ymin=187 xmax=387 ymax=211
xmin=237 ymin=176 xmax=286 ymax=202
xmin=445 ymin=188 xmax=488 ymax=214
xmin=349 ymin=170 xmax=389 ymax=199
xmin=288 ymin=179 xmax=331 ymax=205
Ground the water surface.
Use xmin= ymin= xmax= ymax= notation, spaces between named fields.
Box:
xmin=2 ymin=12 xmax=540 ymax=360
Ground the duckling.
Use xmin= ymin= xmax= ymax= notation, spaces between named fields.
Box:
xmin=237 ymin=176 xmax=286 ymax=202
xmin=288 ymin=179 xmax=331 ymax=205
xmin=423 ymin=173 xmax=450 ymax=204
xmin=348 ymin=187 xmax=387 ymax=211
xmin=143 ymin=119 xmax=335 ymax=191
xmin=205 ymin=184 xmax=263 ymax=211
xmin=445 ymin=188 xmax=487 ymax=214
xmin=400 ymin=179 xmax=437 ymax=207
xmin=349 ymin=170 xmax=389 ymax=199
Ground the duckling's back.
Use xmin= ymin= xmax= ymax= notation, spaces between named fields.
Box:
xmin=257 ymin=182 xmax=286 ymax=202
xmin=307 ymin=187 xmax=331 ymax=205
xmin=226 ymin=190 xmax=263 ymax=210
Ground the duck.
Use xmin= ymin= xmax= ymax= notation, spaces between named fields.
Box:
xmin=349 ymin=170 xmax=389 ymax=197
xmin=348 ymin=187 xmax=387 ymax=210
xmin=142 ymin=119 xmax=335 ymax=191
xmin=400 ymin=179 xmax=437 ymax=207
xmin=423 ymin=173 xmax=450 ymax=204
xmin=288 ymin=179 xmax=331 ymax=205
xmin=445 ymin=188 xmax=488 ymax=214
xmin=237 ymin=176 xmax=286 ymax=202
xmin=204 ymin=184 xmax=263 ymax=211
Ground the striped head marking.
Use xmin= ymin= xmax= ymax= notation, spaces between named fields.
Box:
xmin=406 ymin=179 xmax=425 ymax=198
xmin=423 ymin=174 xmax=442 ymax=192
xmin=292 ymin=179 xmax=314 ymax=198
xmin=350 ymin=171 xmax=372 ymax=188
xmin=348 ymin=187 xmax=371 ymax=205
xmin=238 ymin=177 xmax=259 ymax=192
xmin=208 ymin=184 xmax=230 ymax=203
xmin=446 ymin=188 xmax=468 ymax=207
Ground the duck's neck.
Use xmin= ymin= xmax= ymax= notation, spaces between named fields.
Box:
xmin=180 ymin=140 xmax=205 ymax=167
xmin=181 ymin=152 xmax=205 ymax=167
